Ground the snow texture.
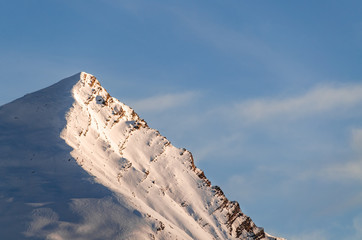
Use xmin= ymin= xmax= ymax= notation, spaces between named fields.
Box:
xmin=0 ymin=72 xmax=285 ymax=240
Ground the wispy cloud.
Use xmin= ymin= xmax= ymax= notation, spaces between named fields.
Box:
xmin=233 ymin=84 xmax=362 ymax=122
xmin=128 ymin=91 xmax=198 ymax=113
xmin=194 ymin=133 xmax=243 ymax=161
xmin=288 ymin=230 xmax=328 ymax=240
xmin=351 ymin=128 xmax=362 ymax=151
xmin=323 ymin=159 xmax=362 ymax=182
xmin=318 ymin=128 xmax=362 ymax=183
xmin=351 ymin=214 xmax=362 ymax=240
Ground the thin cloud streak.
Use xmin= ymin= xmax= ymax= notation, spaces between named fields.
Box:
xmin=288 ymin=230 xmax=328 ymax=240
xmin=351 ymin=128 xmax=362 ymax=151
xmin=351 ymin=214 xmax=362 ymax=240
xmin=272 ymin=128 xmax=362 ymax=184
xmin=323 ymin=159 xmax=362 ymax=182
xmin=128 ymin=91 xmax=198 ymax=113
xmin=234 ymin=84 xmax=362 ymax=122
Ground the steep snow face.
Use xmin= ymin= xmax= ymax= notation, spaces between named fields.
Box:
xmin=0 ymin=72 xmax=284 ymax=240
xmin=60 ymin=72 xmax=283 ymax=240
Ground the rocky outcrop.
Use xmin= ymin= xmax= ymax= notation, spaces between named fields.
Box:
xmin=183 ymin=145 xmax=275 ymax=239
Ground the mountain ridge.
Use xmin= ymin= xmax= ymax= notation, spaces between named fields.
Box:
xmin=0 ymin=72 xmax=284 ymax=240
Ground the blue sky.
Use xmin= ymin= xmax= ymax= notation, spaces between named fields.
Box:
xmin=1 ymin=1 xmax=362 ymax=239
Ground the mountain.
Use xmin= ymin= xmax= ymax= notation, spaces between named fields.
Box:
xmin=0 ymin=72 xmax=284 ymax=240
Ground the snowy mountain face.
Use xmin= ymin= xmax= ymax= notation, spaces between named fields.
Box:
xmin=0 ymin=73 xmax=284 ymax=240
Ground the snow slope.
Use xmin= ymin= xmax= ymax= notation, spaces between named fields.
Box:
xmin=0 ymin=72 xmax=285 ymax=240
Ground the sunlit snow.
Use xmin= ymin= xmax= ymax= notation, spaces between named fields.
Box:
xmin=0 ymin=72 xmax=284 ymax=240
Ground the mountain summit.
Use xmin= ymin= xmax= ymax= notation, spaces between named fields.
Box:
xmin=0 ymin=72 xmax=284 ymax=240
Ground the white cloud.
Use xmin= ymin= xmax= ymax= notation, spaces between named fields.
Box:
xmin=319 ymin=128 xmax=362 ymax=182
xmin=351 ymin=128 xmax=362 ymax=151
xmin=351 ymin=214 xmax=362 ymax=240
xmin=323 ymin=159 xmax=362 ymax=182
xmin=288 ymin=230 xmax=328 ymax=240
xmin=193 ymin=133 xmax=242 ymax=162
xmin=234 ymin=84 xmax=362 ymax=122
xmin=128 ymin=91 xmax=198 ymax=113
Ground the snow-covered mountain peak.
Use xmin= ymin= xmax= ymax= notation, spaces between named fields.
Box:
xmin=0 ymin=73 xmax=285 ymax=240
xmin=76 ymin=71 xmax=115 ymax=106
xmin=73 ymin=72 xmax=144 ymax=122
